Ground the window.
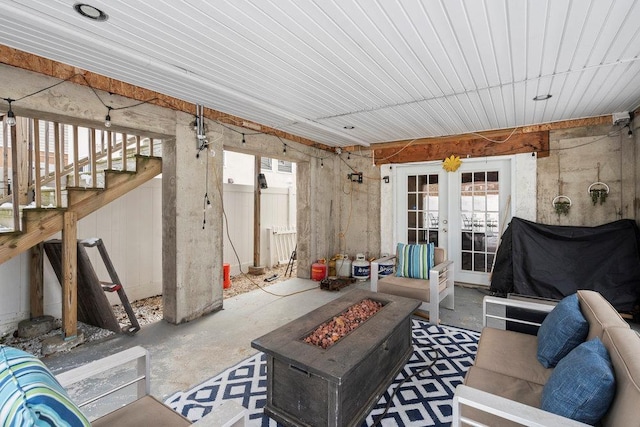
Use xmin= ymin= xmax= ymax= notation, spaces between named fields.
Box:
xmin=261 ymin=157 xmax=272 ymax=170
xmin=278 ymin=160 xmax=292 ymax=173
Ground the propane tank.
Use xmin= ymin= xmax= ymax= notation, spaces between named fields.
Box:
xmin=335 ymin=254 xmax=352 ymax=278
xmin=328 ymin=255 xmax=339 ymax=277
xmin=352 ymin=253 xmax=370 ymax=281
xmin=378 ymin=256 xmax=395 ymax=278
xmin=311 ymin=259 xmax=327 ymax=281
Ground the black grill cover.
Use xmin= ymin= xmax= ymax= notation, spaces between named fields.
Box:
xmin=490 ymin=217 xmax=640 ymax=312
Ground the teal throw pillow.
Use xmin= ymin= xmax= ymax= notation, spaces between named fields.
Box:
xmin=395 ymin=242 xmax=434 ymax=279
xmin=0 ymin=345 xmax=90 ymax=427
xmin=537 ymin=293 xmax=588 ymax=368
xmin=541 ymin=338 xmax=615 ymax=424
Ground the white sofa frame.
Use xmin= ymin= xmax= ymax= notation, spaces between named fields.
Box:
xmin=370 ymin=252 xmax=454 ymax=323
xmin=452 ymin=296 xmax=590 ymax=427
xmin=55 ymin=346 xmax=247 ymax=426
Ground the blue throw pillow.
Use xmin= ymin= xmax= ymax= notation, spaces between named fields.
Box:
xmin=395 ymin=242 xmax=434 ymax=279
xmin=0 ymin=345 xmax=90 ymax=427
xmin=541 ymin=338 xmax=615 ymax=424
xmin=537 ymin=293 xmax=588 ymax=368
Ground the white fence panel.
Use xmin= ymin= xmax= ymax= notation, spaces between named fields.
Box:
xmin=222 ymin=183 xmax=254 ymax=275
xmin=222 ymin=184 xmax=296 ymax=274
xmin=267 ymin=226 xmax=297 ymax=266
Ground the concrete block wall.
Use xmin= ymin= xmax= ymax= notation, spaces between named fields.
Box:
xmin=537 ymin=124 xmax=636 ymax=226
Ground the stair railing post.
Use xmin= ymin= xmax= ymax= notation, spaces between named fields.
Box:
xmin=29 ymin=243 xmax=44 ymax=318
xmin=62 ymin=211 xmax=78 ymax=339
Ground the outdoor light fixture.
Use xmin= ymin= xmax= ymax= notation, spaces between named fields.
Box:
xmin=104 ymin=107 xmax=112 ymax=128
xmin=4 ymin=98 xmax=16 ymax=127
xmin=533 ymin=94 xmax=552 ymax=101
xmin=73 ymin=3 xmax=109 ymax=21
xmin=242 ymin=133 xmax=246 ymax=145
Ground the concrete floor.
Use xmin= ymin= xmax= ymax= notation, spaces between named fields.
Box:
xmin=44 ymin=279 xmax=490 ymax=401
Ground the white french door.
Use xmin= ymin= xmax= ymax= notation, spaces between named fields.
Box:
xmin=394 ymin=158 xmax=512 ymax=286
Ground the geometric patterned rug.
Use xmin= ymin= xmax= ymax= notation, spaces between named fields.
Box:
xmin=165 ymin=318 xmax=480 ymax=426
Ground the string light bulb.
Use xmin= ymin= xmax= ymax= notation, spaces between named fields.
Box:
xmin=283 ymin=143 xmax=287 ymax=154
xmin=242 ymin=133 xmax=246 ymax=145
xmin=104 ymin=106 xmax=112 ymax=128
xmin=4 ymin=98 xmax=16 ymax=127
xmin=320 ymin=158 xmax=324 ymax=168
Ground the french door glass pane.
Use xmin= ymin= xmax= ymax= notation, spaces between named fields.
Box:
xmin=406 ymin=174 xmax=439 ymax=245
xmin=460 ymin=170 xmax=500 ymax=273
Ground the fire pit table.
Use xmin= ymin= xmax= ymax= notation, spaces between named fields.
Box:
xmin=251 ymin=289 xmax=421 ymax=427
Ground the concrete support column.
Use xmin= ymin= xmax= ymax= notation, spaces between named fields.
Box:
xmin=297 ymin=160 xmax=312 ymax=278
xmin=163 ymin=112 xmax=224 ymax=323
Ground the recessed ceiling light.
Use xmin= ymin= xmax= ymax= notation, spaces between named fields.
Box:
xmin=533 ymin=94 xmax=552 ymax=101
xmin=343 ymin=125 xmax=355 ymax=130
xmin=73 ymin=3 xmax=108 ymax=21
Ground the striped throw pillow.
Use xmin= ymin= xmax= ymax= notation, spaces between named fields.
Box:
xmin=0 ymin=345 xmax=90 ymax=427
xmin=395 ymin=242 xmax=434 ymax=279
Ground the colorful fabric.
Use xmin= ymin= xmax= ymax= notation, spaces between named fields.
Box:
xmin=395 ymin=242 xmax=434 ymax=279
xmin=0 ymin=345 xmax=90 ymax=427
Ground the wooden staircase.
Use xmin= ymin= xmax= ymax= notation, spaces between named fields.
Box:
xmin=0 ymin=155 xmax=162 ymax=265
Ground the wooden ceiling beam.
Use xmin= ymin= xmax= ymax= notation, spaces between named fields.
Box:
xmin=368 ymin=115 xmax=612 ymax=165
xmin=372 ymin=129 xmax=549 ymax=165
xmin=0 ymin=45 xmax=332 ymax=151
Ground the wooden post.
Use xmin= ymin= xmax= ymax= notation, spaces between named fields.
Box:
xmin=90 ymin=128 xmax=97 ymax=187
xmin=53 ymin=123 xmax=62 ymax=207
xmin=33 ymin=119 xmax=41 ymax=207
xmin=254 ymin=156 xmax=261 ymax=267
xmin=15 ymin=117 xmax=30 ymax=206
xmin=62 ymin=211 xmax=78 ymax=339
xmin=29 ymin=243 xmax=44 ymax=318
xmin=122 ymin=133 xmax=128 ymax=171
xmin=10 ymin=120 xmax=20 ymax=229
xmin=73 ymin=125 xmax=79 ymax=186
xmin=107 ymin=130 xmax=113 ymax=170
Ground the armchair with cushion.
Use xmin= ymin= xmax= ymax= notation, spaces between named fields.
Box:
xmin=370 ymin=243 xmax=454 ymax=323
xmin=0 ymin=344 xmax=246 ymax=427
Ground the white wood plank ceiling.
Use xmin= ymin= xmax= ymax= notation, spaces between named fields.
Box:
xmin=0 ymin=0 xmax=639 ymax=147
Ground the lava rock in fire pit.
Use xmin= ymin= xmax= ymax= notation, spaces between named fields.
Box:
xmin=303 ymin=299 xmax=383 ymax=349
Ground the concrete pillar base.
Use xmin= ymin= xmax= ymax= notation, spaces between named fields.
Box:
xmin=18 ymin=315 xmax=55 ymax=338
xmin=41 ymin=332 xmax=86 ymax=356
xmin=248 ymin=265 xmax=266 ymax=275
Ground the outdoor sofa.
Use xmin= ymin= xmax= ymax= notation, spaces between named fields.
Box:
xmin=453 ymin=290 xmax=640 ymax=426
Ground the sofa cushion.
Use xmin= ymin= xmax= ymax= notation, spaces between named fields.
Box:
xmin=378 ymin=274 xmax=447 ymax=303
xmin=536 ymin=293 xmax=588 ymax=368
xmin=0 ymin=345 xmax=90 ymax=427
xmin=577 ymin=290 xmax=630 ymax=340
xmin=395 ymin=242 xmax=434 ymax=279
xmin=473 ymin=327 xmax=552 ymax=386
xmin=601 ymin=327 xmax=640 ymax=427
xmin=541 ymin=338 xmax=615 ymax=425
xmin=462 ymin=366 xmax=544 ymax=427
xmin=92 ymin=395 xmax=191 ymax=427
